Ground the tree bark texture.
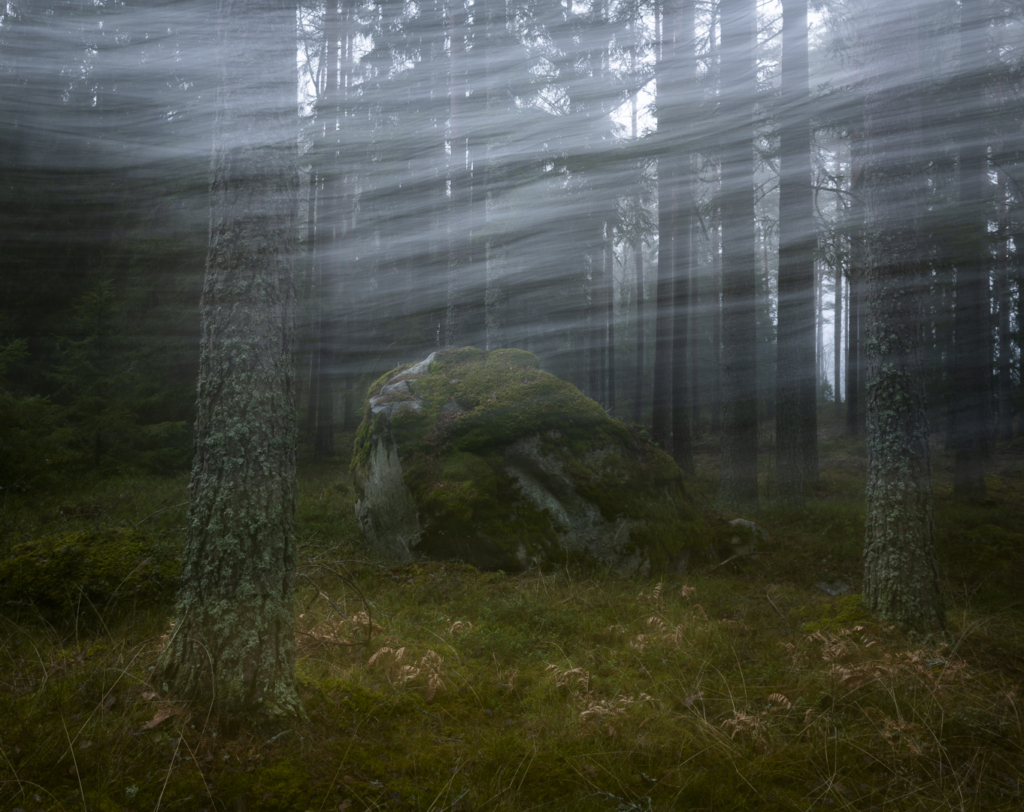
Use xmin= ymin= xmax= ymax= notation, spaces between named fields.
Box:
xmin=589 ymin=253 xmax=607 ymax=403
xmin=668 ymin=0 xmax=695 ymax=474
xmin=846 ymin=125 xmax=866 ymax=437
xmin=312 ymin=0 xmax=340 ymax=460
xmin=996 ymin=170 xmax=1013 ymax=441
xmin=717 ymin=0 xmax=758 ymax=512
xmin=775 ymin=0 xmax=816 ymax=507
xmin=845 ymin=267 xmax=861 ymax=435
xmin=951 ymin=0 xmax=994 ymax=495
xmin=157 ymin=0 xmax=303 ymax=721
xmin=860 ymin=1 xmax=945 ymax=636
xmin=708 ymin=4 xmax=721 ymax=437
xmin=630 ymin=52 xmax=645 ymax=425
xmin=651 ymin=0 xmax=676 ymax=454
xmin=605 ymin=226 xmax=616 ymax=411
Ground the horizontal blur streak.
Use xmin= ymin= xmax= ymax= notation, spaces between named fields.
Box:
xmin=2 ymin=0 xmax=1023 ymax=392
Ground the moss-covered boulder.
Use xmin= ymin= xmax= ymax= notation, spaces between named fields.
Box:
xmin=351 ymin=348 xmax=710 ymax=574
xmin=0 ymin=529 xmax=180 ymax=613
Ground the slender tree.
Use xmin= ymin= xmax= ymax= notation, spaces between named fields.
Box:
xmin=630 ymin=45 xmax=646 ymax=424
xmin=669 ymin=0 xmax=696 ymax=473
xmin=651 ymin=0 xmax=673 ymax=452
xmin=775 ymin=0 xmax=816 ymax=507
xmin=996 ymin=169 xmax=1013 ymax=441
xmin=157 ymin=0 xmax=304 ymax=720
xmin=951 ymin=0 xmax=994 ymax=497
xmin=834 ymin=245 xmax=842 ymax=419
xmin=717 ymin=0 xmax=759 ymax=512
xmin=311 ymin=0 xmax=342 ymax=458
xmin=708 ymin=3 xmax=722 ymax=437
xmin=859 ymin=0 xmax=945 ymax=635
xmin=846 ymin=124 xmax=866 ymax=437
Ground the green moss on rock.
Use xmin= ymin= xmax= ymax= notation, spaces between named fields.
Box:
xmin=352 ymin=348 xmax=711 ymax=573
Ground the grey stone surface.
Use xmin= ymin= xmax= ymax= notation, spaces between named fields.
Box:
xmin=352 ymin=349 xmax=707 ymax=574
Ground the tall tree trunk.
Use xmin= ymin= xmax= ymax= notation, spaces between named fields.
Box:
xmin=158 ymin=0 xmax=303 ymax=721
xmin=631 ymin=47 xmax=645 ymax=424
xmin=860 ymin=0 xmax=944 ymax=636
xmin=834 ymin=267 xmax=842 ymax=417
xmin=589 ymin=254 xmax=606 ymax=402
xmin=651 ymin=0 xmax=674 ymax=453
xmin=816 ymin=263 xmax=823 ymax=391
xmin=690 ymin=204 xmax=700 ymax=433
xmin=996 ymin=170 xmax=1013 ymax=441
xmin=776 ymin=0 xmax=817 ymax=508
xmin=846 ymin=269 xmax=861 ymax=434
xmin=847 ymin=124 xmax=866 ymax=436
xmin=708 ymin=4 xmax=721 ymax=437
xmin=606 ymin=225 xmax=616 ymax=411
xmin=313 ymin=0 xmax=341 ymax=459
xmin=951 ymin=0 xmax=993 ymax=497
xmin=669 ymin=0 xmax=695 ymax=473
xmin=339 ymin=5 xmax=360 ymax=432
xmin=710 ymin=164 xmax=722 ymax=436
xmin=717 ymin=0 xmax=759 ymax=512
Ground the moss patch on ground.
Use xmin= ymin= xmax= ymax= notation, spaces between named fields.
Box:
xmin=2 ymin=417 xmax=1024 ymax=811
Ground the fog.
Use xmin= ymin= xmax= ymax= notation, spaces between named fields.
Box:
xmin=2 ymin=0 xmax=1022 ymax=432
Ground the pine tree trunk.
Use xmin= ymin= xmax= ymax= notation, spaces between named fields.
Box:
xmin=996 ymin=170 xmax=1013 ymax=441
xmin=157 ymin=0 xmax=303 ymax=721
xmin=668 ymin=0 xmax=695 ymax=474
xmin=313 ymin=0 xmax=340 ymax=460
xmin=708 ymin=4 xmax=721 ymax=437
xmin=860 ymin=0 xmax=944 ymax=636
xmin=834 ymin=267 xmax=842 ymax=418
xmin=717 ymin=0 xmax=758 ymax=512
xmin=589 ymin=254 xmax=606 ymax=403
xmin=775 ymin=0 xmax=816 ymax=507
xmin=630 ymin=46 xmax=645 ymax=424
xmin=847 ymin=123 xmax=866 ymax=437
xmin=690 ymin=209 xmax=701 ymax=433
xmin=710 ymin=165 xmax=722 ymax=436
xmin=651 ymin=0 xmax=675 ymax=453
xmin=951 ymin=0 xmax=993 ymax=497
xmin=606 ymin=227 xmax=616 ymax=412
xmin=816 ymin=264 xmax=823 ymax=392
xmin=846 ymin=268 xmax=861 ymax=435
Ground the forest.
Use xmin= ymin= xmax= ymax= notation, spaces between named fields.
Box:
xmin=2 ymin=0 xmax=1024 ymax=810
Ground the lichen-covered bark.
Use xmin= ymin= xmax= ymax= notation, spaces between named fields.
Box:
xmin=860 ymin=0 xmax=944 ymax=636
xmin=157 ymin=0 xmax=303 ymax=722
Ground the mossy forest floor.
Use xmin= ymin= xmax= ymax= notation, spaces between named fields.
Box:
xmin=2 ymin=409 xmax=1023 ymax=811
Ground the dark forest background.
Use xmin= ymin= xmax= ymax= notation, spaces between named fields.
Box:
xmin=1 ymin=0 xmax=1022 ymax=493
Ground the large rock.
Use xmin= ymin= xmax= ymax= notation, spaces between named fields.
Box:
xmin=351 ymin=348 xmax=710 ymax=575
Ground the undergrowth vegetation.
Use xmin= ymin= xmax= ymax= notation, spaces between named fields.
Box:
xmin=1 ymin=415 xmax=1023 ymax=811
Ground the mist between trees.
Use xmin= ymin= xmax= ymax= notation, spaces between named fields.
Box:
xmin=2 ymin=1 xmax=1022 ymax=637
